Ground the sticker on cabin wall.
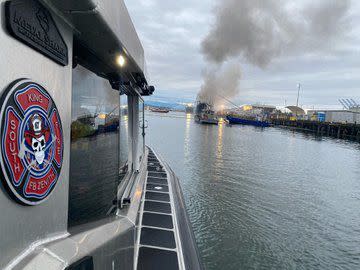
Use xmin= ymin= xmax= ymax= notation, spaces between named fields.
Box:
xmin=0 ymin=80 xmax=64 ymax=205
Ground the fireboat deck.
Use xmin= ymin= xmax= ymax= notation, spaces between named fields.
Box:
xmin=135 ymin=150 xmax=184 ymax=270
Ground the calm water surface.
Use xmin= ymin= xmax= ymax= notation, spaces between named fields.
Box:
xmin=146 ymin=112 xmax=360 ymax=270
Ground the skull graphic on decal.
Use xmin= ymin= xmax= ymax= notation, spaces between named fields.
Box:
xmin=31 ymin=135 xmax=46 ymax=164
xmin=0 ymin=80 xmax=64 ymax=205
xmin=24 ymin=113 xmax=51 ymax=167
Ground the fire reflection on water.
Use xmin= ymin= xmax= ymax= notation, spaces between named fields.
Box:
xmin=215 ymin=118 xmax=224 ymax=169
xmin=184 ymin=113 xmax=192 ymax=158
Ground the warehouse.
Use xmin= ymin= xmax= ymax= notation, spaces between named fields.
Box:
xmin=307 ymin=110 xmax=360 ymax=124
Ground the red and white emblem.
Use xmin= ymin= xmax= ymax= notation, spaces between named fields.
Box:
xmin=0 ymin=80 xmax=63 ymax=205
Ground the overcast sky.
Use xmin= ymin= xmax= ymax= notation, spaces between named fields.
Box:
xmin=125 ymin=0 xmax=360 ymax=108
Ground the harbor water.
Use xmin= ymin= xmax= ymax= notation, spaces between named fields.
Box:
xmin=146 ymin=112 xmax=360 ymax=270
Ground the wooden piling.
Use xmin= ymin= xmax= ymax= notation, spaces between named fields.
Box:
xmin=271 ymin=119 xmax=360 ymax=143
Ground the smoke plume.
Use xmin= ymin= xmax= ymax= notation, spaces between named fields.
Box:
xmin=198 ymin=63 xmax=241 ymax=109
xmin=198 ymin=0 xmax=351 ymax=106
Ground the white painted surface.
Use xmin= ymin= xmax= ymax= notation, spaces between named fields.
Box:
xmin=0 ymin=3 xmax=73 ymax=267
xmin=325 ymin=111 xmax=360 ymax=124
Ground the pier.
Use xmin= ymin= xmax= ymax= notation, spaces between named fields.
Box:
xmin=271 ymin=119 xmax=360 ymax=142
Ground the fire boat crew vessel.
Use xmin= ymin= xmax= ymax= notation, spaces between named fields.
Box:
xmin=0 ymin=1 xmax=202 ymax=269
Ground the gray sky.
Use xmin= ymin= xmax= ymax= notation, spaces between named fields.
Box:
xmin=125 ymin=0 xmax=360 ymax=108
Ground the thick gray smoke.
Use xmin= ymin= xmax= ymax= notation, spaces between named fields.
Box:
xmin=202 ymin=0 xmax=350 ymax=67
xmin=198 ymin=63 xmax=241 ymax=109
xmin=198 ymin=0 xmax=350 ymax=106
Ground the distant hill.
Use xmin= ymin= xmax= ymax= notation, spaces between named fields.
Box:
xmin=144 ymin=100 xmax=186 ymax=110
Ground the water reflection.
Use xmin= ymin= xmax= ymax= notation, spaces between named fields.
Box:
xmin=120 ymin=100 xmax=129 ymax=169
xmin=69 ymin=65 xmax=122 ymax=228
xmin=184 ymin=113 xmax=192 ymax=158
xmin=215 ymin=119 xmax=224 ymax=170
xmin=146 ymin=112 xmax=360 ymax=270
xmin=217 ymin=118 xmax=224 ymax=156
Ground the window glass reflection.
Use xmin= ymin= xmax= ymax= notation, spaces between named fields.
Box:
xmin=120 ymin=95 xmax=129 ymax=175
xmin=68 ymin=65 xmax=120 ymax=228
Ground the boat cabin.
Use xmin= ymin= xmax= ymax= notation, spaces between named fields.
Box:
xmin=0 ymin=0 xmax=201 ymax=269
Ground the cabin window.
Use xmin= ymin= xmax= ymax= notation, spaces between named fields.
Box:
xmin=68 ymin=65 xmax=122 ymax=228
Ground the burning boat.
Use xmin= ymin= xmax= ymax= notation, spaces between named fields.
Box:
xmin=195 ymin=102 xmax=219 ymax=125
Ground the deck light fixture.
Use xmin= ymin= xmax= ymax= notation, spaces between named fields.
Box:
xmin=117 ymin=54 xmax=126 ymax=67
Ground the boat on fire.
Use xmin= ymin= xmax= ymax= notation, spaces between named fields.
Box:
xmin=0 ymin=1 xmax=202 ymax=270
xmin=194 ymin=102 xmax=219 ymax=125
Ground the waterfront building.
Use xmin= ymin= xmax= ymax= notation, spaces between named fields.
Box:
xmin=307 ymin=110 xmax=360 ymax=124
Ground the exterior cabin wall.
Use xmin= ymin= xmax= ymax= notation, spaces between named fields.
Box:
xmin=99 ymin=0 xmax=145 ymax=73
xmin=0 ymin=2 xmax=73 ymax=267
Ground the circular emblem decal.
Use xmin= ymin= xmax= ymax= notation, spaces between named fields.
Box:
xmin=0 ymin=80 xmax=63 ymax=205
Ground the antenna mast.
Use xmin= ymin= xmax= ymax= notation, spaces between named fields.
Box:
xmin=296 ymin=83 xmax=301 ymax=107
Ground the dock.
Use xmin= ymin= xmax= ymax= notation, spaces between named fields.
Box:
xmin=271 ymin=119 xmax=360 ymax=142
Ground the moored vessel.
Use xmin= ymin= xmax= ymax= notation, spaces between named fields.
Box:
xmin=195 ymin=102 xmax=219 ymax=125
xmin=196 ymin=111 xmax=219 ymax=125
xmin=150 ymin=108 xmax=170 ymax=113
xmin=185 ymin=104 xmax=194 ymax=114
xmin=227 ymin=115 xmax=270 ymax=127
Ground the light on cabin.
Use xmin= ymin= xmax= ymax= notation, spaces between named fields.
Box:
xmin=117 ymin=55 xmax=126 ymax=67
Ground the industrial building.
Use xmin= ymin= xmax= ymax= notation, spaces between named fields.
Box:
xmin=232 ymin=104 xmax=277 ymax=115
xmin=307 ymin=110 xmax=360 ymax=124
